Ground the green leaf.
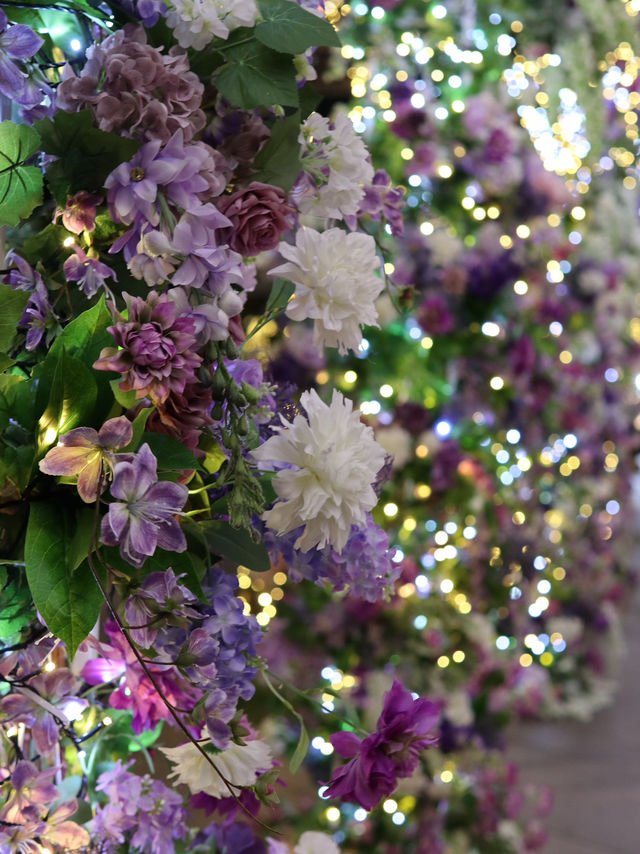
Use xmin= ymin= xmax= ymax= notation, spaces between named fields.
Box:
xmin=36 ymin=348 xmax=98 ymax=455
xmin=48 ymin=296 xmax=114 ymax=367
xmin=142 ymin=432 xmax=200 ymax=471
xmin=24 ymin=503 xmax=105 ymax=657
xmin=0 ymin=285 xmax=29 ymax=351
xmin=200 ymin=519 xmax=271 ymax=572
xmin=256 ymin=0 xmax=340 ymax=53
xmin=125 ymin=407 xmax=153 ymax=451
xmin=0 ymin=564 xmax=35 ymax=640
xmin=289 ymin=720 xmax=309 ymax=774
xmin=253 ymin=112 xmax=302 ymax=192
xmin=266 ymin=278 xmax=296 ymax=313
xmin=214 ymin=41 xmax=299 ymax=109
xmin=0 ymin=122 xmax=43 ymax=227
xmin=34 ymin=111 xmax=139 ymax=202
xmin=109 ymin=378 xmax=139 ymax=410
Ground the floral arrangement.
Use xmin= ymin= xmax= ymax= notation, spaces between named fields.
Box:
xmin=1 ymin=0 xmax=639 ymax=852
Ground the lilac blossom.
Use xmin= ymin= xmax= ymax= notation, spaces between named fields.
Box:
xmin=325 ymin=679 xmax=440 ymax=810
xmin=63 ymin=245 xmax=117 ymax=297
xmin=100 ymin=442 xmax=188 ymax=567
xmin=82 ymin=619 xmax=198 ymax=732
xmin=346 ymin=169 xmax=405 ymax=235
xmin=0 ymin=10 xmax=44 ymax=107
xmin=94 ymin=291 xmax=202 ymax=404
xmin=171 ymin=212 xmax=242 ymax=290
xmin=91 ymin=760 xmax=187 ymax=854
xmin=124 ymin=567 xmax=201 ymax=647
xmin=263 ymin=514 xmax=399 ymax=602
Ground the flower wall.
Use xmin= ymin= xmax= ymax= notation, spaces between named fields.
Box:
xmin=0 ymin=1 xmax=639 ymax=853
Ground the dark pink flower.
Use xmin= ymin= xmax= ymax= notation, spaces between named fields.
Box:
xmin=325 ymin=680 xmax=440 ymax=811
xmin=94 ymin=291 xmax=202 ymax=404
xmin=216 ymin=182 xmax=294 ymax=256
xmin=54 ymin=190 xmax=102 ymax=234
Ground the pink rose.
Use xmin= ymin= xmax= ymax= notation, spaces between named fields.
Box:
xmin=216 ymin=182 xmax=294 ymax=256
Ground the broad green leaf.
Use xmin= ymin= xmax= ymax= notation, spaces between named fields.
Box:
xmin=0 ymin=285 xmax=29 ymax=351
xmin=125 ymin=406 xmax=153 ymax=451
xmin=0 ymin=355 xmax=15 ymax=372
xmin=253 ymin=112 xmax=302 ymax=192
xmin=142 ymin=432 xmax=200 ymax=471
xmin=34 ymin=111 xmax=139 ymax=202
xmin=24 ymin=503 xmax=105 ymax=656
xmin=109 ymin=378 xmax=139 ymax=409
xmin=48 ymin=296 xmax=114 ymax=367
xmin=256 ymin=0 xmax=340 ymax=54
xmin=214 ymin=41 xmax=299 ymax=109
xmin=201 ymin=519 xmax=271 ymax=572
xmin=0 ymin=122 xmax=43 ymax=227
xmin=266 ymin=278 xmax=296 ymax=313
xmin=0 ymin=564 xmax=35 ymax=640
xmin=36 ymin=348 xmax=98 ymax=455
xmin=289 ymin=720 xmax=309 ymax=774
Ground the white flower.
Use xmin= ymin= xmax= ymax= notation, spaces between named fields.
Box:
xmin=295 ymin=831 xmax=341 ymax=854
xmin=271 ymin=226 xmax=383 ymax=355
xmin=298 ymin=112 xmax=374 ymax=220
xmin=253 ymin=389 xmax=387 ymax=552
xmin=161 ymin=738 xmax=272 ymax=798
xmin=166 ymin=0 xmax=258 ymax=48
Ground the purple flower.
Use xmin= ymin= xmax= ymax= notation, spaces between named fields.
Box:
xmin=2 ymin=249 xmax=43 ymax=291
xmin=19 ymin=281 xmax=58 ymax=350
xmin=92 ymin=760 xmax=187 ymax=854
xmin=325 ymin=679 xmax=440 ymax=810
xmin=94 ymin=291 xmax=202 ymax=404
xmin=105 ymin=137 xmax=185 ymax=225
xmin=0 ymin=10 xmax=43 ymax=106
xmin=63 ymin=245 xmax=117 ymax=297
xmin=39 ymin=415 xmax=133 ymax=503
xmin=100 ymin=442 xmax=188 ymax=567
xmin=125 ymin=567 xmax=200 ymax=646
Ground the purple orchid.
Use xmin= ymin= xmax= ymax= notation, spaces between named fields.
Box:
xmin=100 ymin=442 xmax=188 ymax=567
xmin=0 ymin=10 xmax=43 ymax=107
xmin=325 ymin=679 xmax=440 ymax=810
xmin=39 ymin=416 xmax=133 ymax=503
xmin=63 ymin=245 xmax=118 ymax=297
xmin=94 ymin=291 xmax=202 ymax=404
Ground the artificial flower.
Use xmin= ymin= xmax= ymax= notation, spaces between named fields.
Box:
xmin=161 ymin=738 xmax=273 ymax=798
xmin=270 ymin=226 xmax=383 ymax=355
xmin=254 ymin=389 xmax=387 ymax=552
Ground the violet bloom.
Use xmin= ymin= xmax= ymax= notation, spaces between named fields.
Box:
xmin=100 ymin=442 xmax=188 ymax=567
xmin=325 ymin=679 xmax=440 ymax=811
xmin=64 ymin=245 xmax=117 ymax=298
xmin=2 ymin=249 xmax=43 ymax=291
xmin=0 ymin=10 xmax=43 ymax=106
xmin=94 ymin=291 xmax=202 ymax=404
xmin=20 ymin=282 xmax=58 ymax=350
xmin=124 ymin=567 xmax=200 ymax=647
xmin=105 ymin=137 xmax=186 ymax=225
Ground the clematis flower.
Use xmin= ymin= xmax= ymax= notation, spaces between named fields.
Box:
xmin=324 ymin=679 xmax=440 ymax=810
xmin=270 ymin=226 xmax=383 ymax=355
xmin=63 ymin=245 xmax=118 ymax=298
xmin=253 ymin=389 xmax=387 ymax=553
xmin=100 ymin=442 xmax=188 ymax=567
xmin=39 ymin=416 xmax=133 ymax=503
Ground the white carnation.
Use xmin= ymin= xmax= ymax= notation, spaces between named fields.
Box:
xmin=299 ymin=112 xmax=374 ymax=220
xmin=166 ymin=0 xmax=258 ymax=48
xmin=161 ymin=738 xmax=272 ymax=798
xmin=271 ymin=226 xmax=383 ymax=355
xmin=253 ymin=389 xmax=387 ymax=552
